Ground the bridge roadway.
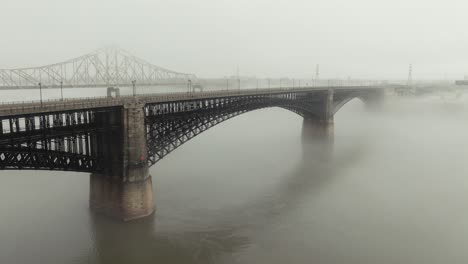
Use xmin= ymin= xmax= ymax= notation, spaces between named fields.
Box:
xmin=0 ymin=85 xmax=386 ymax=221
xmin=0 ymin=86 xmax=382 ymax=117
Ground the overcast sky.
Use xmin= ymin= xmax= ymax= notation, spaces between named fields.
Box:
xmin=1 ymin=0 xmax=467 ymax=79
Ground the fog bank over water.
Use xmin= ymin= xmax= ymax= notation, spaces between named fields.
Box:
xmin=2 ymin=88 xmax=468 ymax=263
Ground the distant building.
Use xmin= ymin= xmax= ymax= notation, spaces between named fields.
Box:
xmin=455 ymin=75 xmax=468 ymax=85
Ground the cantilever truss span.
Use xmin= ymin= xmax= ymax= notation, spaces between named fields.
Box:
xmin=0 ymin=47 xmax=196 ymax=89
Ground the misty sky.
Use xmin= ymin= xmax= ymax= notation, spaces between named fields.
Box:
xmin=1 ymin=0 xmax=467 ymax=79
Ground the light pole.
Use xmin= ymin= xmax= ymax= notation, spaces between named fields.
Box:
xmin=132 ymin=80 xmax=136 ymax=97
xmin=268 ymin=79 xmax=270 ymax=89
xmin=60 ymin=81 xmax=63 ymax=101
xmin=226 ymin=78 xmax=229 ymax=91
xmin=39 ymin=82 xmax=43 ymax=107
xmin=188 ymin=79 xmax=192 ymax=93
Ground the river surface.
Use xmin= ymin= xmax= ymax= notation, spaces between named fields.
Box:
xmin=1 ymin=88 xmax=468 ymax=264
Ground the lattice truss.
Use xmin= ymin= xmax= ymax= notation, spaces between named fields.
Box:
xmin=0 ymin=46 xmax=195 ymax=88
xmin=0 ymin=146 xmax=95 ymax=172
xmin=0 ymin=110 xmax=99 ymax=172
xmin=145 ymin=92 xmax=328 ymax=165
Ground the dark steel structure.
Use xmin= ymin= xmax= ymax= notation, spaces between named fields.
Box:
xmin=0 ymin=108 xmax=100 ymax=172
xmin=145 ymin=89 xmax=381 ymax=164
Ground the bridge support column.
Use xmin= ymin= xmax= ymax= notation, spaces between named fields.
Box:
xmin=89 ymin=102 xmax=155 ymax=221
xmin=302 ymin=117 xmax=334 ymax=160
xmin=302 ymin=89 xmax=334 ymax=160
xmin=89 ymin=174 xmax=154 ymax=221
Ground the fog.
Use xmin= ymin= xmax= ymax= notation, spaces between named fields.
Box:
xmin=2 ymin=1 xmax=468 ymax=263
xmin=1 ymin=0 xmax=467 ymax=79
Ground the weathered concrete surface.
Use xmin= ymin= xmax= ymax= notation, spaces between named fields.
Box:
xmin=122 ymin=102 xmax=149 ymax=182
xmin=89 ymin=174 xmax=154 ymax=221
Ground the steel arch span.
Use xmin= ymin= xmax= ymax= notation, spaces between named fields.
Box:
xmin=144 ymin=88 xmax=383 ymax=165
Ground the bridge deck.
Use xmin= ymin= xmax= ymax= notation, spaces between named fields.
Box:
xmin=0 ymin=86 xmax=383 ymax=117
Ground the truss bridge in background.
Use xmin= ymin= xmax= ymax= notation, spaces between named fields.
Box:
xmin=0 ymin=46 xmax=195 ymax=89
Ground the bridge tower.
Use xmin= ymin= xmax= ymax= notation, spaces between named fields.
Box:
xmin=89 ymin=101 xmax=154 ymax=221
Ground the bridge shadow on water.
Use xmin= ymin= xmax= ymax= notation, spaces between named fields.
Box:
xmin=84 ymin=138 xmax=369 ymax=264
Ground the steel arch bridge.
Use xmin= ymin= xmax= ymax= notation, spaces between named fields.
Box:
xmin=0 ymin=46 xmax=195 ymax=89
xmin=0 ymin=86 xmax=385 ymax=220
xmin=0 ymin=88 xmax=383 ymax=172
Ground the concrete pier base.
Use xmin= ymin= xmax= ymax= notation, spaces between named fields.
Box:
xmin=89 ymin=174 xmax=155 ymax=221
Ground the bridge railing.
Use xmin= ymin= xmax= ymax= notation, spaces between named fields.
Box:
xmin=0 ymin=96 xmax=110 ymax=107
xmin=0 ymin=84 xmax=388 ymax=116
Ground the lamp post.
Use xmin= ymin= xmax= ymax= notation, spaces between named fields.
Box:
xmin=226 ymin=78 xmax=229 ymax=91
xmin=188 ymin=79 xmax=192 ymax=93
xmin=39 ymin=82 xmax=43 ymax=107
xmin=132 ymin=80 xmax=136 ymax=97
xmin=60 ymin=81 xmax=63 ymax=101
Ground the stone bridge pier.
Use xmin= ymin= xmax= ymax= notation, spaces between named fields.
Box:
xmin=301 ymin=88 xmax=384 ymax=161
xmin=302 ymin=89 xmax=334 ymax=160
xmin=89 ymin=102 xmax=154 ymax=221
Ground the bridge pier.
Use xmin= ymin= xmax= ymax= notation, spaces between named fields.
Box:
xmin=89 ymin=174 xmax=154 ymax=221
xmin=89 ymin=102 xmax=155 ymax=221
xmin=302 ymin=89 xmax=334 ymax=160
xmin=302 ymin=116 xmax=334 ymax=160
xmin=302 ymin=117 xmax=334 ymax=142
